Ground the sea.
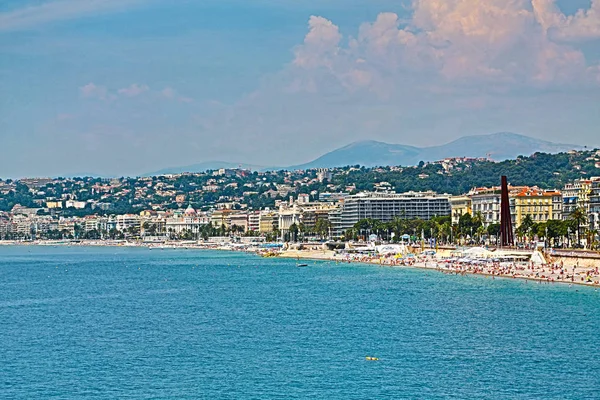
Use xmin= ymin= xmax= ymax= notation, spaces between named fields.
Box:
xmin=1 ymin=246 xmax=599 ymax=399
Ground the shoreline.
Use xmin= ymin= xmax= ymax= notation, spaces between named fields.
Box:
xmin=2 ymin=240 xmax=600 ymax=288
xmin=278 ymin=249 xmax=600 ymax=289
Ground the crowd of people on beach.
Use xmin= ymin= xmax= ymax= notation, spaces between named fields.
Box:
xmin=327 ymin=252 xmax=600 ymax=286
xmin=433 ymin=259 xmax=600 ymax=285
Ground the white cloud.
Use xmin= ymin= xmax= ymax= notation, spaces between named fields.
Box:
xmin=533 ymin=0 xmax=600 ymax=41
xmin=78 ymin=82 xmax=193 ymax=104
xmin=118 ymin=83 xmax=149 ymax=97
xmin=192 ymin=0 xmax=600 ymax=164
xmin=293 ymin=16 xmax=342 ymax=69
xmin=79 ymin=82 xmax=107 ymax=99
xmin=161 ymin=86 xmax=193 ymax=103
xmin=285 ymin=0 xmax=600 ymax=93
xmin=161 ymin=87 xmax=176 ymax=99
xmin=0 ymin=0 xmax=149 ymax=32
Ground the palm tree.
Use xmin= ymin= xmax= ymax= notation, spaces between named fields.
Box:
xmin=586 ymin=228 xmax=598 ymax=250
xmin=288 ymin=223 xmax=299 ymax=242
xmin=315 ymin=218 xmax=331 ymax=240
xmin=343 ymin=228 xmax=357 ymax=242
xmin=472 ymin=211 xmax=484 ymax=229
xmin=298 ymin=222 xmax=306 ymax=241
xmin=569 ymin=208 xmax=587 ymax=247
xmin=476 ymin=226 xmax=487 ymax=245
xmin=440 ymin=221 xmax=452 ymax=244
xmin=517 ymin=214 xmax=534 ymax=241
xmin=487 ymin=223 xmax=501 ymax=245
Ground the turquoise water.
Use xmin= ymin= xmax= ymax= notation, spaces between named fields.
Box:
xmin=1 ymin=247 xmax=599 ymax=399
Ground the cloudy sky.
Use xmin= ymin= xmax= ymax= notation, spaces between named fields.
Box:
xmin=1 ymin=0 xmax=600 ymax=177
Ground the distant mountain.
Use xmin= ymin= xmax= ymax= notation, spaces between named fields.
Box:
xmin=285 ymin=141 xmax=421 ymax=170
xmin=421 ymin=132 xmax=583 ymax=162
xmin=143 ymin=132 xmax=584 ymax=175
xmin=144 ymin=161 xmax=266 ymax=176
xmin=286 ymin=132 xmax=583 ymax=170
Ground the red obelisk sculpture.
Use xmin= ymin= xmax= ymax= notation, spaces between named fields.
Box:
xmin=500 ymin=176 xmax=514 ymax=247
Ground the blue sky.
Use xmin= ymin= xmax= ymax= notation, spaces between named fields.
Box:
xmin=1 ymin=0 xmax=600 ymax=177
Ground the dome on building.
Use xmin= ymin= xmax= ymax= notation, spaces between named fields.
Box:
xmin=184 ymin=204 xmax=196 ymax=216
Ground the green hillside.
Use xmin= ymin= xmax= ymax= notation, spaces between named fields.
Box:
xmin=333 ymin=150 xmax=600 ymax=195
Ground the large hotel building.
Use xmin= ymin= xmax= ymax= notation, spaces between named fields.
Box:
xmin=333 ymin=191 xmax=451 ymax=236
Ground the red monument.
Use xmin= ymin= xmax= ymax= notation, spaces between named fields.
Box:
xmin=500 ymin=176 xmax=514 ymax=247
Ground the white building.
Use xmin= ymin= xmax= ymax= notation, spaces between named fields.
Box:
xmin=229 ymin=213 xmax=249 ymax=233
xmin=278 ymin=204 xmax=302 ymax=238
xmin=248 ymin=211 xmax=260 ymax=232
xmin=297 ymin=194 xmax=310 ymax=204
xmin=589 ymin=181 xmax=600 ymax=231
xmin=116 ymin=214 xmax=141 ymax=232
xmin=334 ymin=191 xmax=451 ymax=236
xmin=317 ymin=168 xmax=333 ymax=183
xmin=470 ymin=188 xmax=501 ymax=228
xmin=84 ymin=216 xmax=108 ymax=233
xmin=165 ymin=205 xmax=209 ymax=236
xmin=65 ymin=200 xmax=87 ymax=209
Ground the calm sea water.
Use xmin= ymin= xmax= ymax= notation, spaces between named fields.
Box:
xmin=1 ymin=246 xmax=599 ymax=399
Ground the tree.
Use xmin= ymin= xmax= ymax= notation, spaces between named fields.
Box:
xmin=230 ymin=224 xmax=243 ymax=237
xmin=458 ymin=213 xmax=481 ymax=240
xmin=288 ymin=223 xmax=299 ymax=242
xmin=439 ymin=221 xmax=452 ymax=244
xmin=588 ymin=229 xmax=599 ymax=250
xmin=585 ymin=228 xmax=598 ymax=250
xmin=545 ymin=219 xmax=566 ymax=247
xmin=354 ymin=218 xmax=377 ymax=240
xmin=314 ymin=218 xmax=331 ymax=240
xmin=343 ymin=228 xmax=357 ymax=241
xmin=126 ymin=225 xmax=140 ymax=239
xmin=517 ymin=214 xmax=535 ymax=241
xmin=476 ymin=225 xmax=487 ymax=244
xmin=569 ymin=207 xmax=587 ymax=247
xmin=487 ymin=223 xmax=501 ymax=244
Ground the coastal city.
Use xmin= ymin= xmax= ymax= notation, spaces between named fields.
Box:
xmin=3 ymin=150 xmax=600 ymax=287
xmin=1 ymin=151 xmax=600 ymax=248
xmin=4 ymin=1 xmax=600 ymax=397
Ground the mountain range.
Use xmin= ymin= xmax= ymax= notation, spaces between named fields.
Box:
xmin=146 ymin=132 xmax=584 ymax=175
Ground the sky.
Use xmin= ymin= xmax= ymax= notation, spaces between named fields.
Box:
xmin=1 ymin=0 xmax=600 ymax=178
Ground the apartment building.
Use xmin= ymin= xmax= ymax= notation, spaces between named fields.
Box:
xmin=470 ymin=187 xmax=501 ymax=228
xmin=229 ymin=213 xmax=249 ymax=233
xmin=562 ymin=178 xmax=598 ymax=217
xmin=449 ymin=195 xmax=472 ymax=225
xmin=589 ymin=181 xmax=600 ymax=231
xmin=116 ymin=214 xmax=141 ymax=232
xmin=510 ymin=187 xmax=562 ymax=227
xmin=248 ymin=211 xmax=260 ymax=232
xmin=335 ymin=191 xmax=451 ymax=235
xmin=210 ymin=209 xmax=235 ymax=229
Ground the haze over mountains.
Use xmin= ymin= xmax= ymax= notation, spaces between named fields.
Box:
xmin=287 ymin=132 xmax=583 ymax=170
xmin=146 ymin=132 xmax=583 ymax=175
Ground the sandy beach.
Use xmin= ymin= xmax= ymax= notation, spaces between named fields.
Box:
xmin=278 ymin=248 xmax=600 ymax=288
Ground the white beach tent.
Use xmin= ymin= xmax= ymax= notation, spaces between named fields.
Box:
xmin=530 ymin=250 xmax=547 ymax=265
xmin=463 ymin=247 xmax=494 ymax=258
xmin=376 ymin=244 xmax=407 ymax=255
